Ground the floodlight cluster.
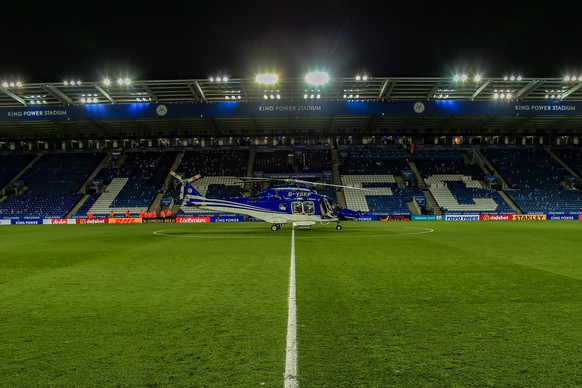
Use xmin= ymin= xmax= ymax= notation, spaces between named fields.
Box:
xmin=209 ymin=76 xmax=228 ymax=82
xmin=26 ymin=94 xmax=47 ymax=104
xmin=263 ymin=94 xmax=281 ymax=100
xmin=355 ymin=74 xmax=369 ymax=81
xmin=305 ymin=71 xmax=329 ymax=85
xmin=63 ymin=80 xmax=82 ymax=86
xmin=564 ymin=75 xmax=581 ymax=82
xmin=2 ymin=81 xmax=23 ymax=88
xmin=493 ymin=89 xmax=513 ymax=100
xmin=224 ymin=89 xmax=242 ymax=100
xmin=303 ymin=93 xmax=321 ymax=99
xmin=503 ymin=75 xmax=523 ymax=81
xmin=102 ymin=78 xmax=131 ymax=86
xmin=453 ymin=74 xmax=482 ymax=82
xmin=80 ymin=94 xmax=98 ymax=103
xmin=545 ymin=89 xmax=563 ymax=99
xmin=255 ymin=73 xmax=278 ymax=84
xmin=433 ymin=89 xmax=453 ymax=99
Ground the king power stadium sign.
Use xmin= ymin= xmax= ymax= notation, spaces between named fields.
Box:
xmin=0 ymin=100 xmax=580 ymax=122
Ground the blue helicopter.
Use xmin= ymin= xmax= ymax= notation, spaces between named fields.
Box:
xmin=170 ymin=171 xmax=363 ymax=230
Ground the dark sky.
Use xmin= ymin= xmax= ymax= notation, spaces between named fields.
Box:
xmin=2 ymin=0 xmax=582 ymax=83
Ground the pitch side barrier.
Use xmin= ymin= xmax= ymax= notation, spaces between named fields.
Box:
xmin=2 ymin=214 xmax=582 ymax=226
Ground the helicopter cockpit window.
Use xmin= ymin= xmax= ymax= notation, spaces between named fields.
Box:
xmin=328 ymin=199 xmax=341 ymax=213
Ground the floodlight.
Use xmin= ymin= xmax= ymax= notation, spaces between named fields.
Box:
xmin=474 ymin=74 xmax=482 ymax=82
xmin=510 ymin=76 xmax=516 ymax=81
xmin=572 ymin=76 xmax=578 ymax=81
xmin=256 ymin=73 xmax=278 ymax=84
xmin=305 ymin=71 xmax=329 ymax=85
xmin=355 ymin=75 xmax=361 ymax=81
xmin=103 ymin=78 xmax=111 ymax=86
xmin=2 ymin=82 xmax=7 ymax=87
xmin=493 ymin=93 xmax=499 ymax=99
xmin=460 ymin=74 xmax=468 ymax=82
xmin=453 ymin=75 xmax=461 ymax=82
xmin=117 ymin=78 xmax=124 ymax=85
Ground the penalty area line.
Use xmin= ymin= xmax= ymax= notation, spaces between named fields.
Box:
xmin=284 ymin=228 xmax=298 ymax=388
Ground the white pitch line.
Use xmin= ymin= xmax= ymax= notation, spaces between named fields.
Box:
xmin=284 ymin=228 xmax=299 ymax=388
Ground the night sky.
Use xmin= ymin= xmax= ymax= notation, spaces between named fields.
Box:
xmin=2 ymin=0 xmax=582 ymax=83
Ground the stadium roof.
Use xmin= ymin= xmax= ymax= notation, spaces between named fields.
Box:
xmin=1 ymin=76 xmax=582 ymax=139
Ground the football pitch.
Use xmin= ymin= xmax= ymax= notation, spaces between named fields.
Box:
xmin=1 ymin=221 xmax=582 ymax=386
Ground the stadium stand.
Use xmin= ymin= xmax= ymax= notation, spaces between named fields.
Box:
xmin=482 ymin=147 xmax=582 ymax=213
xmin=301 ymin=147 xmax=332 ymax=173
xmin=552 ymin=147 xmax=582 ymax=177
xmin=254 ymin=149 xmax=293 ymax=173
xmin=81 ymin=151 xmax=177 ymax=217
xmin=412 ymin=149 xmax=513 ymax=214
xmin=0 ymin=152 xmax=105 ymax=218
xmin=0 ymin=153 xmax=36 ymax=191
xmin=178 ymin=149 xmax=249 ymax=176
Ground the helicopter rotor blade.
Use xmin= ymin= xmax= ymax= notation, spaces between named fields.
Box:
xmin=237 ymin=176 xmax=375 ymax=191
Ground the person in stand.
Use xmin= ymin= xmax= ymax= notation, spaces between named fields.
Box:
xmin=139 ymin=209 xmax=144 ymax=218
xmin=160 ymin=209 xmax=166 ymax=218
xmin=87 ymin=211 xmax=94 ymax=220
xmin=125 ymin=210 xmax=131 ymax=218
xmin=109 ymin=211 xmax=115 ymax=218
xmin=165 ymin=208 xmax=173 ymax=218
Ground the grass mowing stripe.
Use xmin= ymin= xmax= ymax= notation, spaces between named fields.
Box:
xmin=0 ymin=223 xmax=290 ymax=386
xmin=284 ymin=228 xmax=299 ymax=388
xmin=296 ymin=221 xmax=582 ymax=386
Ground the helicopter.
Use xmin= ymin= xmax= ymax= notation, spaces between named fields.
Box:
xmin=170 ymin=171 xmax=364 ymax=230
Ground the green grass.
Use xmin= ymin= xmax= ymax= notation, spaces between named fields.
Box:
xmin=1 ymin=221 xmax=582 ymax=386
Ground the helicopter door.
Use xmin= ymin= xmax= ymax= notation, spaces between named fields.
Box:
xmin=320 ymin=198 xmax=333 ymax=219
